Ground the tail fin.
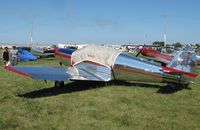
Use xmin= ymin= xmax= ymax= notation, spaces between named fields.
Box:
xmin=167 ymin=44 xmax=197 ymax=74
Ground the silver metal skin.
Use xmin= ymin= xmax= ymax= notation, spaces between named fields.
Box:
xmin=166 ymin=44 xmax=197 ymax=84
xmin=112 ymin=44 xmax=197 ymax=85
xmin=74 ymin=61 xmax=111 ymax=81
xmin=113 ymin=53 xmax=163 ymax=83
xmin=112 ymin=53 xmax=183 ymax=84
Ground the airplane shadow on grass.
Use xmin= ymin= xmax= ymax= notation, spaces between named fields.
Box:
xmin=18 ymin=80 xmax=190 ymax=99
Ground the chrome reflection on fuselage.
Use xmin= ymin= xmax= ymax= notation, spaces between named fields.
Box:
xmin=113 ymin=53 xmax=163 ymax=82
xmin=112 ymin=53 xmax=186 ymax=84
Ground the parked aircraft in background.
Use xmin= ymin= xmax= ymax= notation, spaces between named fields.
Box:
xmin=138 ymin=46 xmax=200 ymax=65
xmin=30 ymin=47 xmax=55 ymax=58
xmin=138 ymin=47 xmax=173 ymax=65
xmin=196 ymin=55 xmax=200 ymax=65
xmin=4 ymin=44 xmax=198 ymax=88
xmin=18 ymin=49 xmax=37 ymax=62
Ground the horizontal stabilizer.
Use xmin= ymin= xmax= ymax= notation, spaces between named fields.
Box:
xmin=162 ymin=66 xmax=198 ymax=78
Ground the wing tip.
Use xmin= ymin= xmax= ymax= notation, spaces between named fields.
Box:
xmin=4 ymin=66 xmax=32 ymax=79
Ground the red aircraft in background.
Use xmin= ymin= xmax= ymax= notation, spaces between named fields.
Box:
xmin=138 ymin=47 xmax=200 ymax=65
xmin=140 ymin=47 xmax=172 ymax=64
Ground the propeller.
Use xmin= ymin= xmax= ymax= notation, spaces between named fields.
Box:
xmin=135 ymin=49 xmax=142 ymax=57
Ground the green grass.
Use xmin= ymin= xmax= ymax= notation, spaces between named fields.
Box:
xmin=0 ymin=51 xmax=200 ymax=129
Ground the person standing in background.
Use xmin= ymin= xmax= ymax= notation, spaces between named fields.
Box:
xmin=9 ymin=46 xmax=19 ymax=66
xmin=2 ymin=47 xmax=9 ymax=66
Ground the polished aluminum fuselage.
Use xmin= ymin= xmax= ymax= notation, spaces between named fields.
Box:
xmin=112 ymin=53 xmax=187 ymax=84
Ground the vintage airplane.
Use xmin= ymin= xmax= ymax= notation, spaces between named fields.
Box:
xmin=138 ymin=46 xmax=200 ymax=65
xmin=4 ymin=44 xmax=198 ymax=88
xmin=31 ymin=47 xmax=55 ymax=58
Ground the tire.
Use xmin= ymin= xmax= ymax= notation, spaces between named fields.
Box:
xmin=55 ymin=81 xmax=64 ymax=87
xmin=60 ymin=81 xmax=64 ymax=87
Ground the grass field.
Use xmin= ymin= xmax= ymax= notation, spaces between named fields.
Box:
xmin=0 ymin=50 xmax=200 ymax=129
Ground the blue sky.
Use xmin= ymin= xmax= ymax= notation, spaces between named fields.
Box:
xmin=0 ymin=0 xmax=200 ymax=44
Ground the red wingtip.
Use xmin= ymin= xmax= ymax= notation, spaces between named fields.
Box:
xmin=4 ymin=66 xmax=32 ymax=78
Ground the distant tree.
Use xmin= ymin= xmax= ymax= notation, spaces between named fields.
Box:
xmin=196 ymin=43 xmax=200 ymax=48
xmin=173 ymin=42 xmax=182 ymax=48
xmin=152 ymin=41 xmax=165 ymax=46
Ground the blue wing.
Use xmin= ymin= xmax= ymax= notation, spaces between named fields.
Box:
xmin=4 ymin=66 xmax=74 ymax=81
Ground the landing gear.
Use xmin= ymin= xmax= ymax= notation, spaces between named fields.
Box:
xmin=59 ymin=61 xmax=63 ymax=66
xmin=55 ymin=81 xmax=64 ymax=87
xmin=181 ymin=83 xmax=190 ymax=89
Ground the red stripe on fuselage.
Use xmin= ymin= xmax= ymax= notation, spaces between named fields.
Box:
xmin=113 ymin=66 xmax=162 ymax=78
xmin=4 ymin=66 xmax=32 ymax=78
xmin=54 ymin=50 xmax=71 ymax=59
xmin=162 ymin=66 xmax=198 ymax=78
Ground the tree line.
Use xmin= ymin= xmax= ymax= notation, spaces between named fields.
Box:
xmin=152 ymin=41 xmax=200 ymax=48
